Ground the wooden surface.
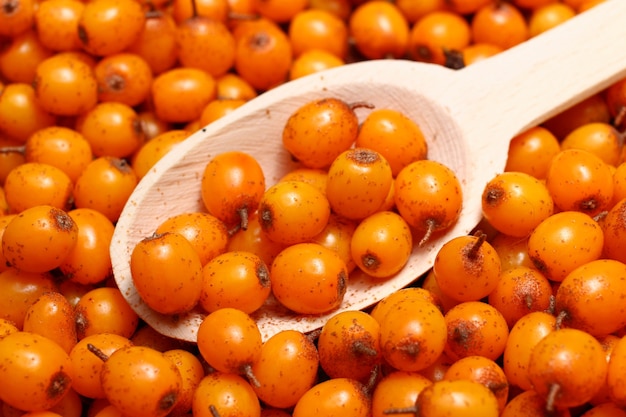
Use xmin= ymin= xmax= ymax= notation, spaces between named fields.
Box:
xmin=111 ymin=0 xmax=626 ymax=342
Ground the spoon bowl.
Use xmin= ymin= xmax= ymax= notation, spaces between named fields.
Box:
xmin=111 ymin=0 xmax=626 ymax=342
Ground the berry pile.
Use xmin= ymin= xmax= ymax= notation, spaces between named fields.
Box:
xmin=2 ymin=0 xmax=626 ymax=417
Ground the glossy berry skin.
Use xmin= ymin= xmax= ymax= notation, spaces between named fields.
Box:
xmin=282 ymin=97 xmax=358 ymax=169
xmin=0 ymin=331 xmax=74 ymax=411
xmin=270 ymin=243 xmax=348 ymax=315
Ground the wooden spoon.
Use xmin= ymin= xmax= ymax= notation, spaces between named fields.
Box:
xmin=111 ymin=0 xmax=626 ymax=342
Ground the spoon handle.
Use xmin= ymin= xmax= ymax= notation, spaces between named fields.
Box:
xmin=449 ymin=0 xmax=626 ymax=140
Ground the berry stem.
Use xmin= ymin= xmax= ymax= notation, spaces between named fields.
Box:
xmin=466 ymin=230 xmax=487 ymax=260
xmin=86 ymin=343 xmax=110 ymax=362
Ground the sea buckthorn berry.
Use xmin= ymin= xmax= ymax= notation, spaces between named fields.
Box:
xmin=602 ymin=198 xmax=626 ymax=263
xmin=394 ymin=159 xmax=463 ymax=246
xmin=201 ymin=151 xmax=266 ymax=231
xmin=289 ymin=48 xmax=344 ymax=80
xmin=371 ymin=371 xmax=432 ymax=417
xmin=482 ymin=171 xmax=554 ymax=238
xmin=487 ymin=266 xmax=553 ymax=328
xmin=351 ymin=211 xmax=413 ymax=278
xmin=503 ymin=311 xmax=556 ymax=391
xmin=0 ymin=267 xmax=57 ymax=328
xmin=136 ymin=110 xmax=173 ymax=141
xmin=318 ymin=310 xmax=382 ymax=382
xmin=433 ymin=232 xmax=501 ymax=302
xmin=151 ymin=67 xmax=217 ymax=123
xmin=0 ymin=29 xmax=53 ymax=84
xmin=279 ymin=168 xmax=329 ymax=195
xmin=251 ymin=330 xmax=319 ymax=409
xmin=444 ymin=301 xmax=509 ymax=362
xmin=77 ymin=102 xmax=146 ymax=158
xmin=252 ymin=0 xmax=308 ymax=23
xmin=395 ymin=0 xmax=446 ymax=23
xmin=588 ymin=334 xmax=620 ymax=406
xmin=608 ymin=335 xmax=626 ymax=407
xmin=199 ymin=251 xmax=271 ymax=314
xmin=415 ymin=379 xmax=500 ymax=417
xmin=527 ymin=211 xmax=604 ymax=282
xmin=490 ymin=232 xmax=534 ymax=271
xmin=73 ymin=157 xmax=138 ymax=223
xmin=446 ymin=0 xmax=492 ymax=14
xmin=500 ymin=389 xmax=571 ymax=417
xmin=126 ymin=11 xmax=178 ymax=76
xmin=97 ymin=345 xmax=183 ymax=417
xmin=613 ymin=164 xmax=626 ymax=205
xmin=23 ymin=291 xmax=78 ymax=354
xmin=0 ymin=331 xmax=74 ymax=412
xmin=528 ymin=2 xmax=576 ymax=38
xmin=227 ymin=210 xmax=287 ymax=268
xmin=94 ymin=53 xmax=154 ymax=107
xmin=421 ymin=269 xmax=463 ymax=314
xmin=131 ymin=130 xmax=191 ymax=180
xmin=216 ymin=72 xmax=258 ymax=101
xmin=461 ymin=42 xmax=503 ymax=65
xmin=270 ymin=242 xmax=348 ymax=315
xmin=355 ymin=108 xmax=428 ymax=177
xmin=155 ymin=211 xmax=229 ymax=266
xmin=0 ymin=318 xmax=18 ymax=339
xmin=528 ymin=328 xmax=608 ymax=410
xmin=234 ymin=18 xmax=293 ymax=91
xmin=581 ymin=403 xmax=626 ymax=417
xmin=443 ymin=356 xmax=509 ymax=413
xmin=504 ymin=126 xmax=561 ymax=179
xmin=74 ymin=287 xmax=139 ymax=339
xmin=408 ymin=10 xmax=471 ymax=66
xmin=0 ymin=138 xmax=26 ymax=186
xmin=292 ymin=378 xmax=371 ymax=417
xmin=24 ymin=126 xmax=93 ymax=184
xmin=555 ymin=259 xmax=626 ymax=337
xmin=4 ymin=162 xmax=73 ymax=212
xmin=177 ymin=16 xmax=236 ymax=78
xmin=33 ymin=53 xmax=98 ymax=116
xmin=308 ymin=0 xmax=352 ymax=20
xmin=59 ymin=208 xmax=115 ymax=285
xmin=172 ymin=0 xmax=228 ymax=24
xmin=542 ymin=93 xmax=611 ymax=140
xmin=131 ymin=232 xmax=203 ymax=315
xmin=0 ymin=0 xmax=34 ymax=37
xmin=370 ymin=287 xmax=443 ymax=324
xmin=0 ymin=83 xmax=56 ymax=143
xmin=606 ymin=77 xmax=626 ymax=127
xmin=471 ymin=2 xmax=529 ymax=50
xmin=69 ymin=333 xmax=133 ymax=399
xmin=379 ymin=298 xmax=447 ymax=372
xmin=199 ymin=98 xmax=246 ymax=126
xmin=0 ymin=191 xmax=9 ymax=217
xmin=2 ymin=205 xmax=77 ymax=273
xmin=326 ymin=148 xmax=393 ymax=220
xmin=310 ymin=212 xmax=358 ymax=273
xmin=561 ymin=122 xmax=623 ymax=167
xmin=33 ymin=0 xmax=84 ymax=52
xmin=197 ymin=308 xmax=262 ymax=383
xmin=163 ymin=349 xmax=205 ymax=416
xmin=512 ymin=0 xmax=559 ymax=9
xmin=77 ymin=0 xmax=145 ymax=56
xmin=288 ymin=9 xmax=349 ymax=59
xmin=258 ymin=181 xmax=331 ymax=245
xmin=192 ymin=372 xmax=261 ymax=417
xmin=57 ymin=280 xmax=93 ymax=309
xmin=282 ymin=97 xmax=359 ymax=169
xmin=349 ymin=1 xmax=409 ymax=59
